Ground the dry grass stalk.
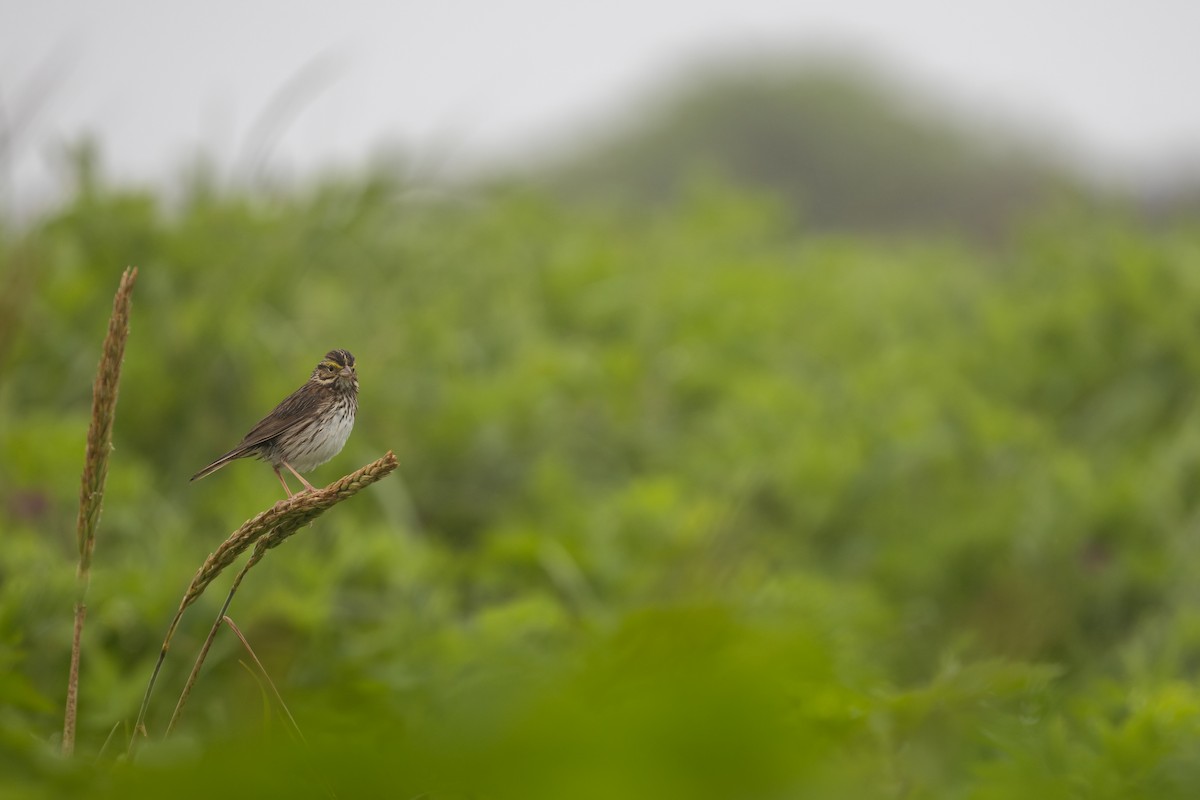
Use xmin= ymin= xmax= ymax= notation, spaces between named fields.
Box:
xmin=222 ymin=615 xmax=307 ymax=744
xmin=63 ymin=266 xmax=138 ymax=757
xmin=128 ymin=451 xmax=398 ymax=754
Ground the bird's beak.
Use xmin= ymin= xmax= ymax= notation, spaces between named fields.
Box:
xmin=339 ymin=367 xmax=354 ymax=380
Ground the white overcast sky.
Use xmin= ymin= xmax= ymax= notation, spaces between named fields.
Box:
xmin=2 ymin=0 xmax=1199 ymax=208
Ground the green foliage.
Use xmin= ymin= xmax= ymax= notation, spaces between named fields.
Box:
xmin=3 ymin=166 xmax=1200 ymax=797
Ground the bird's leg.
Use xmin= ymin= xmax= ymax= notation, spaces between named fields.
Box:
xmin=272 ymin=465 xmax=295 ymax=498
xmin=281 ymin=460 xmax=318 ymax=493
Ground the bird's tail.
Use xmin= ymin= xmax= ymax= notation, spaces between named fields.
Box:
xmin=190 ymin=447 xmax=253 ymax=482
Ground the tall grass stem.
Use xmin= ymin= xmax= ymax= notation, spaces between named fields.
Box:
xmin=63 ymin=266 xmax=137 ymax=757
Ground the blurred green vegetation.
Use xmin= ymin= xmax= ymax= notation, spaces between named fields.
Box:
xmin=4 ymin=147 xmax=1200 ymax=798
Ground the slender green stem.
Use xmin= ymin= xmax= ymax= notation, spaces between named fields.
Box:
xmin=167 ymin=553 xmax=261 ymax=736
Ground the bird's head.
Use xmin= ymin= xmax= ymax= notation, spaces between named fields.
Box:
xmin=313 ymin=349 xmax=357 ymax=392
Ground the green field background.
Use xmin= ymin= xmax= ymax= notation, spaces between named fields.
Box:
xmin=4 ymin=150 xmax=1200 ymax=797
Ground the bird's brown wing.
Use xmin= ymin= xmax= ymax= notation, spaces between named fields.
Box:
xmin=190 ymin=381 xmax=320 ymax=481
xmin=235 ymin=381 xmax=324 ymax=449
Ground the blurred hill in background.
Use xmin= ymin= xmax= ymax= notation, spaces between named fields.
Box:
xmin=513 ymin=57 xmax=1089 ymax=239
xmin=5 ymin=53 xmax=1198 ymax=235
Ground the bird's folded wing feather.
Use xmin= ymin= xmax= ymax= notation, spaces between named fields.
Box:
xmin=236 ymin=382 xmax=322 ymax=448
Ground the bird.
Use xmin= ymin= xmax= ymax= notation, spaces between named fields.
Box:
xmin=191 ymin=349 xmax=358 ymax=497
